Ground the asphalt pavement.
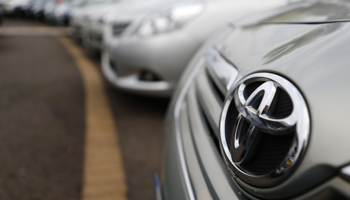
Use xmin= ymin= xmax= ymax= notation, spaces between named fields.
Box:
xmin=0 ymin=18 xmax=168 ymax=200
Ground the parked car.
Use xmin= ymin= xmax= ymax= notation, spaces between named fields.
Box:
xmin=70 ymin=3 xmax=90 ymax=40
xmin=161 ymin=0 xmax=350 ymax=199
xmin=3 ymin=0 xmax=31 ymax=16
xmin=52 ymin=0 xmax=87 ymax=25
xmin=80 ymin=0 xmax=179 ymax=50
xmin=42 ymin=0 xmax=59 ymax=22
xmin=69 ymin=0 xmax=118 ymax=42
xmin=0 ymin=0 xmax=7 ymax=7
xmin=77 ymin=0 xmax=123 ymax=49
xmin=102 ymin=0 xmax=293 ymax=97
xmin=0 ymin=0 xmax=9 ymax=15
xmin=30 ymin=0 xmax=48 ymax=20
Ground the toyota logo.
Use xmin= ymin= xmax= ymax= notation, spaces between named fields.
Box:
xmin=220 ymin=73 xmax=310 ymax=187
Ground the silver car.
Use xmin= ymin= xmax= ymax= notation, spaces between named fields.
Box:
xmin=52 ymin=0 xmax=87 ymax=26
xmin=162 ymin=0 xmax=350 ymax=199
xmin=2 ymin=0 xmax=31 ymax=15
xmin=102 ymin=0 xmax=290 ymax=97
xmin=70 ymin=0 xmax=118 ymax=42
xmin=80 ymin=0 xmax=158 ymax=50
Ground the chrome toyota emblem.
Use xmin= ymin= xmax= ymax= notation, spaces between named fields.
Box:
xmin=220 ymin=73 xmax=310 ymax=187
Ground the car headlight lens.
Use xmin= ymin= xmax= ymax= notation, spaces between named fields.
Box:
xmin=135 ymin=4 xmax=204 ymax=36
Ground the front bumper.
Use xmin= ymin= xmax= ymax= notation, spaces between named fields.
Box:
xmin=101 ymin=50 xmax=173 ymax=97
xmin=104 ymin=30 xmax=201 ymax=96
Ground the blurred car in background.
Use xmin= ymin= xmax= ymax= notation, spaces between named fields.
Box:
xmin=102 ymin=0 xmax=291 ymax=97
xmin=0 ymin=8 xmax=2 ymax=24
xmin=69 ymin=0 xmax=119 ymax=41
xmin=53 ymin=0 xmax=89 ymax=25
xmin=81 ymin=0 xmax=182 ymax=51
xmin=42 ymin=0 xmax=59 ymax=22
xmin=76 ymin=0 xmax=123 ymax=48
xmin=20 ymin=0 xmax=36 ymax=17
xmin=161 ymin=0 xmax=350 ymax=199
xmin=0 ymin=0 xmax=7 ymax=8
xmin=0 ymin=0 xmax=8 ymax=17
xmin=3 ymin=0 xmax=31 ymax=16
xmin=70 ymin=3 xmax=92 ymax=40
xmin=30 ymin=0 xmax=48 ymax=20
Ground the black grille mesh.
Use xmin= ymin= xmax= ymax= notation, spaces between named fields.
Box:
xmin=241 ymin=131 xmax=294 ymax=174
xmin=225 ymin=102 xmax=239 ymax=149
xmin=270 ymin=88 xmax=293 ymax=118
xmin=244 ymin=81 xmax=264 ymax=99
xmin=244 ymin=82 xmax=293 ymax=119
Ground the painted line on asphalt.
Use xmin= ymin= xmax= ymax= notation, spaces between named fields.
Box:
xmin=0 ymin=27 xmax=71 ymax=36
xmin=58 ymin=36 xmax=128 ymax=200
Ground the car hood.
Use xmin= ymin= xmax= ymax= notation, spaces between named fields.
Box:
xmin=81 ymin=2 xmax=122 ymax=20
xmin=240 ymin=0 xmax=350 ymax=24
xmin=87 ymin=0 xmax=204 ymax=26
xmin=106 ymin=0 xmax=204 ymax=20
xmin=218 ymin=2 xmax=350 ymax=198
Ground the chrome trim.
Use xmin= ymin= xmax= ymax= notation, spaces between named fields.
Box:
xmin=195 ymin=67 xmax=223 ymax=138
xmin=186 ymin=84 xmax=242 ymax=199
xmin=220 ymin=73 xmax=310 ymax=187
xmin=154 ymin=174 xmax=163 ymax=200
xmin=232 ymin=115 xmax=260 ymax=164
xmin=206 ymin=49 xmax=238 ymax=95
xmin=173 ymin=57 xmax=206 ymax=200
xmin=235 ymin=81 xmax=297 ymax=133
xmin=342 ymin=165 xmax=350 ymax=176
xmin=179 ymin=100 xmax=213 ymax=199
xmin=341 ymin=165 xmax=350 ymax=182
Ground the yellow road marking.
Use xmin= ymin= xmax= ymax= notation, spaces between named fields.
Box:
xmin=58 ymin=36 xmax=128 ymax=200
xmin=0 ymin=27 xmax=71 ymax=36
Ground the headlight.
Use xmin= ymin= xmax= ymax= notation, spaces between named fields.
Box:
xmin=135 ymin=4 xmax=204 ymax=36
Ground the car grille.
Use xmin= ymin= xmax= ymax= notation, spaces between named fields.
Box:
xmin=183 ymin=49 xmax=236 ymax=153
xmin=89 ymin=32 xmax=102 ymax=43
xmin=112 ymin=22 xmax=131 ymax=36
xmin=195 ymin=67 xmax=225 ymax=145
xmin=175 ymin=49 xmax=240 ymax=199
